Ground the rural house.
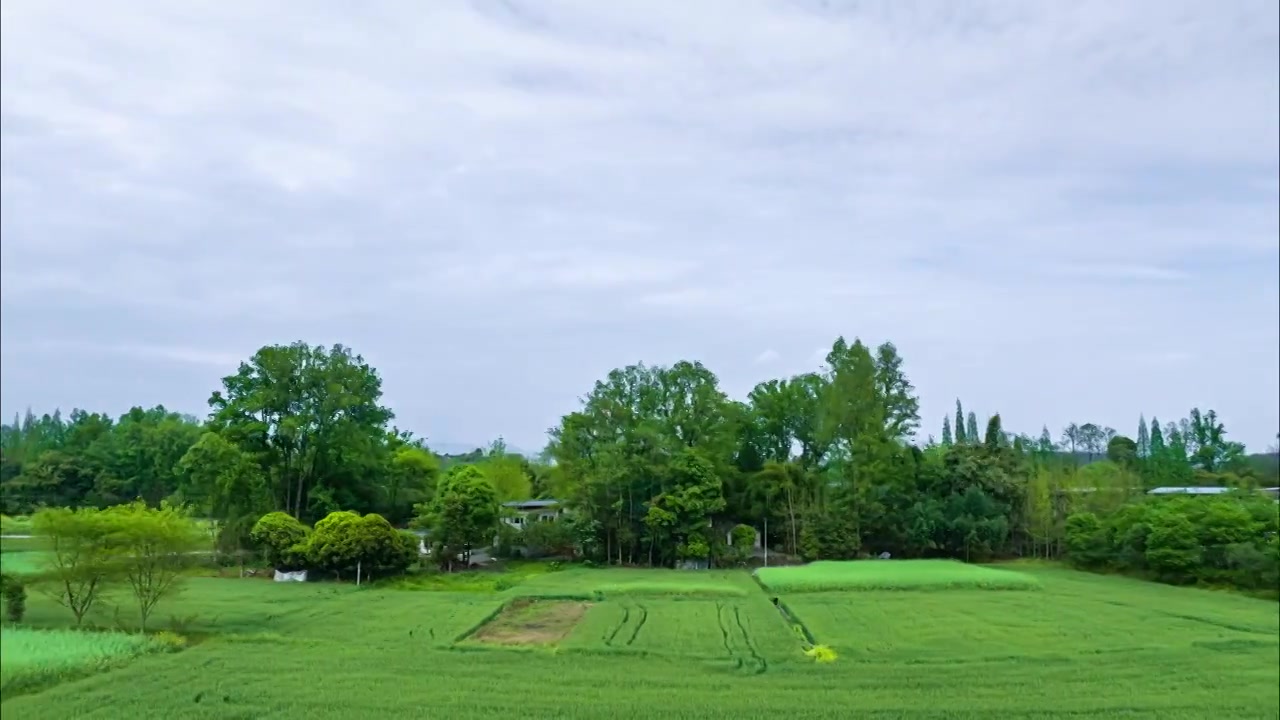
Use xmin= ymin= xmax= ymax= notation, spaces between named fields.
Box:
xmin=502 ymin=499 xmax=563 ymax=528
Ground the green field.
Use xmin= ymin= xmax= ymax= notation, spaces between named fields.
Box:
xmin=0 ymin=551 xmax=50 ymax=575
xmin=755 ymin=559 xmax=1043 ymax=592
xmin=1 ymin=628 xmax=171 ymax=696
xmin=1 ymin=562 xmax=1277 ymax=718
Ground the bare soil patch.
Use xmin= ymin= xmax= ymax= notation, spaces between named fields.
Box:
xmin=472 ymin=599 xmax=592 ymax=646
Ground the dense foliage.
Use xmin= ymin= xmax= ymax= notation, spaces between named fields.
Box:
xmin=548 ymin=336 xmax=1277 ymax=593
xmin=2 ymin=336 xmax=1276 ymax=590
xmin=27 ymin=503 xmax=205 ymax=628
xmin=1064 ymin=494 xmax=1280 ymax=594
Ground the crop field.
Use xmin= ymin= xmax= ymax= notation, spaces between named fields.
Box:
xmin=0 ymin=515 xmax=34 ymax=536
xmin=1 ymin=562 xmax=1277 ymax=718
xmin=755 ymin=559 xmax=1042 ymax=592
xmin=513 ymin=566 xmax=756 ymax=598
xmin=560 ymin=593 xmax=796 ymax=671
xmin=0 ymin=551 xmax=50 ymax=576
xmin=1 ymin=628 xmax=168 ymax=697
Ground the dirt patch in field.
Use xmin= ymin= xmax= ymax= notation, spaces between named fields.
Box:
xmin=473 ymin=599 xmax=591 ymax=646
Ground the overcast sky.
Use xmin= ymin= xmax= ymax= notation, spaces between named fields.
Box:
xmin=2 ymin=1 xmax=1277 ymax=454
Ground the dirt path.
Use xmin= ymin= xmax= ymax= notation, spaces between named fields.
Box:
xmin=473 ymin=599 xmax=592 ymax=645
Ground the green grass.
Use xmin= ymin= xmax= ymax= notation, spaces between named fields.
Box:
xmin=516 ymin=567 xmax=755 ymax=598
xmin=1 ymin=562 xmax=1276 ymax=718
xmin=0 ymin=627 xmax=168 ymax=697
xmin=0 ymin=515 xmax=33 ymax=536
xmin=0 ymin=536 xmax=48 ymax=554
xmin=755 ymin=559 xmax=1042 ymax=592
xmin=0 ymin=552 xmax=51 ymax=577
xmin=383 ymin=561 xmax=557 ymax=593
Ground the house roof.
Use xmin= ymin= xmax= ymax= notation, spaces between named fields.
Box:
xmin=502 ymin=499 xmax=561 ymax=509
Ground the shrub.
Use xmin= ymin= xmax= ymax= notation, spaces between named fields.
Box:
xmin=250 ymin=512 xmax=310 ymax=571
xmin=1070 ymin=495 xmax=1278 ymax=592
xmin=522 ymin=520 xmax=576 ymax=558
xmin=1064 ymin=512 xmax=1109 ymax=568
xmin=1 ymin=573 xmax=26 ymax=623
xmin=677 ymin=535 xmax=710 ymax=563
xmin=726 ymin=524 xmax=756 ymax=567
xmin=306 ymin=512 xmax=415 ymax=581
xmin=1145 ymin=513 xmax=1202 ymax=584
xmin=149 ymin=631 xmax=187 ymax=653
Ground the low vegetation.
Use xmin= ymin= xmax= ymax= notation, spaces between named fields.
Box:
xmin=1064 ymin=493 xmax=1280 ymax=596
xmin=0 ymin=563 xmax=1273 ymax=717
xmin=755 ymin=559 xmax=1042 ymax=593
xmin=0 ymin=627 xmax=173 ymax=697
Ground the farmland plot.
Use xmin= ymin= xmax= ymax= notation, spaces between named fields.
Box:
xmin=4 ymin=564 xmax=1278 ymax=718
xmin=756 ymin=559 xmax=1040 ymax=593
xmin=563 ymin=595 xmax=798 ymax=671
xmin=783 ymin=578 xmax=1280 ymax=665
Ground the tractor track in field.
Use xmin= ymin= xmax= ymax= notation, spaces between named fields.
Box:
xmin=715 ymin=601 xmax=767 ymax=674
xmin=604 ymin=605 xmax=630 ymax=646
xmin=625 ymin=605 xmax=648 ymax=646
xmin=733 ymin=605 xmax=767 ymax=673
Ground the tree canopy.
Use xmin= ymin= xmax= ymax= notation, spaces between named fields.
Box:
xmin=3 ymin=336 xmax=1275 ymax=591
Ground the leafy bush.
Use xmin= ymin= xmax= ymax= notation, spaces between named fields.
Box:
xmin=1064 ymin=512 xmax=1109 ymax=569
xmin=306 ymin=511 xmax=415 ymax=581
xmin=1 ymin=573 xmax=26 ymax=623
xmin=1064 ymin=495 xmax=1279 ymax=592
xmin=250 ymin=512 xmax=310 ymax=571
xmin=726 ymin=524 xmax=756 ymax=566
xmin=521 ymin=520 xmax=576 ymax=559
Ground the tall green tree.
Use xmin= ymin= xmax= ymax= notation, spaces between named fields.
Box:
xmin=954 ymin=400 xmax=967 ymax=445
xmin=382 ymin=442 xmax=440 ymax=525
xmin=965 ymin=412 xmax=980 ymax=447
xmin=102 ymin=501 xmax=205 ymax=632
xmin=983 ymin=414 xmax=1004 ymax=451
xmin=417 ymin=466 xmax=500 ymax=570
xmin=31 ymin=507 xmax=117 ymax=626
xmin=1186 ymin=408 xmax=1244 ymax=473
xmin=208 ymin=342 xmax=394 ymax=520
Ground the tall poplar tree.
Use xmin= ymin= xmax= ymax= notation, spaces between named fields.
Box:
xmin=1136 ymin=415 xmax=1150 ymax=458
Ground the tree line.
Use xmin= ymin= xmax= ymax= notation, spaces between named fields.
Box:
xmin=545 ymin=336 xmax=1277 ymax=591
xmin=2 ymin=338 xmax=1276 ymax=591
xmin=0 ymin=343 xmax=553 ymax=551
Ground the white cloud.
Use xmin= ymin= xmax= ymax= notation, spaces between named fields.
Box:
xmin=1 ymin=0 xmax=1276 ymax=450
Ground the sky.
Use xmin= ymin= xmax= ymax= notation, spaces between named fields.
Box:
xmin=1 ymin=0 xmax=1278 ymax=455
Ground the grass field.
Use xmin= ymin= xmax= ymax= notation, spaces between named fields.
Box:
xmin=0 ymin=551 xmax=50 ymax=575
xmin=0 ymin=515 xmax=33 ymax=536
xmin=1 ymin=561 xmax=1276 ymax=718
xmin=755 ymin=559 xmax=1042 ymax=592
xmin=0 ymin=628 xmax=171 ymax=696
